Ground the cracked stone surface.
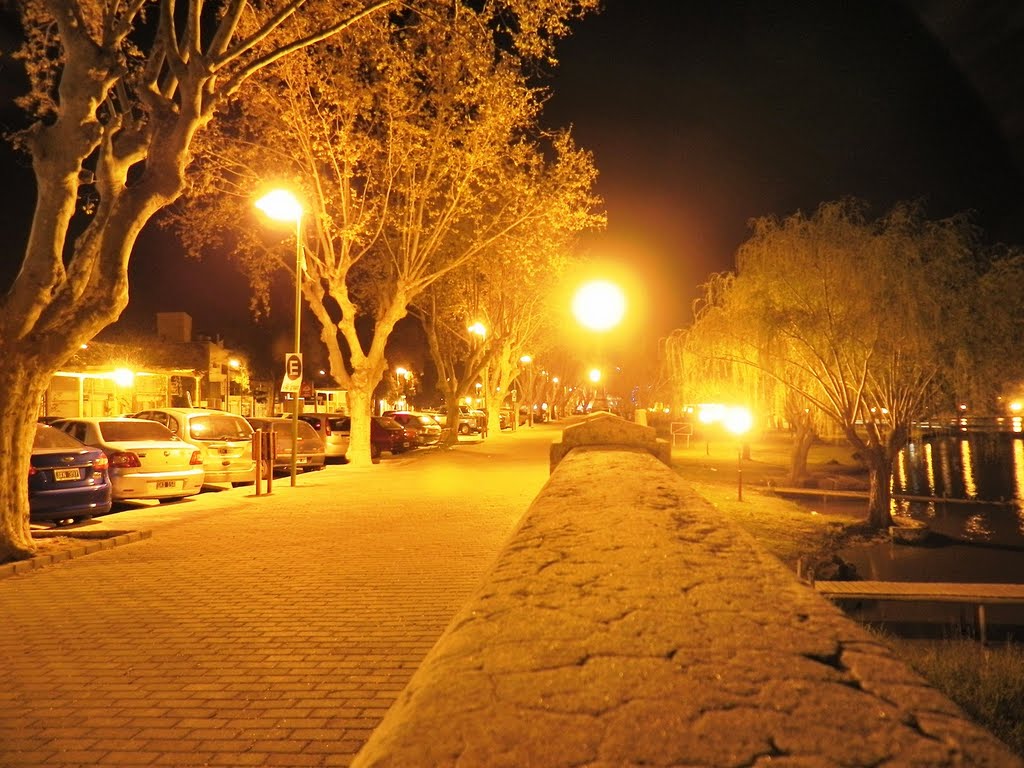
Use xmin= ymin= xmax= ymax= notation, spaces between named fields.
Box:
xmin=351 ymin=446 xmax=1021 ymax=768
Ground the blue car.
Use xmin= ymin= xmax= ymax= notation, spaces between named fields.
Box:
xmin=30 ymin=423 xmax=112 ymax=525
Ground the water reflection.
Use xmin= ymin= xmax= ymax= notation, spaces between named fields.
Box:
xmin=893 ymin=435 xmax=1021 ymax=506
xmin=841 ymin=435 xmax=1024 ymax=582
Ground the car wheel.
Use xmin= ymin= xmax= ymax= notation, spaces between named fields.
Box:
xmin=158 ymin=496 xmax=186 ymax=504
xmin=371 ymin=444 xmax=381 ymax=459
xmin=458 ymin=423 xmax=471 ymax=435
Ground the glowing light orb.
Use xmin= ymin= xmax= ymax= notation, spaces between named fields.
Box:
xmin=573 ymin=280 xmax=626 ymax=332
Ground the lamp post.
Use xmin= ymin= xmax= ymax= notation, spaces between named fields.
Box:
xmin=255 ymin=189 xmax=303 ymax=487
xmin=468 ymin=322 xmax=488 ymax=438
xmin=724 ymin=407 xmax=753 ymax=501
xmin=521 ymin=355 xmax=535 ymax=426
xmin=227 ymin=358 xmax=240 ymax=414
xmin=588 ymin=367 xmax=603 ymax=412
xmin=572 ymin=280 xmax=626 ymax=414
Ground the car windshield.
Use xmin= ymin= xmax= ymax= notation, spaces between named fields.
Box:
xmin=187 ymin=414 xmax=253 ymax=441
xmin=33 ymin=424 xmax=85 ymax=451
xmin=99 ymin=420 xmax=174 ymax=442
xmin=376 ymin=416 xmax=401 ymax=429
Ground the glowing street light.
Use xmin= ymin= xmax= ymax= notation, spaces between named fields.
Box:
xmin=255 ymin=189 xmax=303 ymax=486
xmin=724 ymin=407 xmax=753 ymax=501
xmin=573 ymin=281 xmax=625 ymax=413
xmin=468 ymin=323 xmax=490 ymax=436
xmin=572 ymin=280 xmax=626 ymax=332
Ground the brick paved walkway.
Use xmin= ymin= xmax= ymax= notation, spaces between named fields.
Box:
xmin=0 ymin=428 xmax=555 ymax=767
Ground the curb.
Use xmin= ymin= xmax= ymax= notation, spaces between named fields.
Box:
xmin=0 ymin=530 xmax=153 ymax=580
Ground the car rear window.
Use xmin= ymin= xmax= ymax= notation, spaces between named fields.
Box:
xmin=99 ymin=420 xmax=174 ymax=442
xmin=33 ymin=424 xmax=86 ymax=451
xmin=187 ymin=414 xmax=253 ymax=441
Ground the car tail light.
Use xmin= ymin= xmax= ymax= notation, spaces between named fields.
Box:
xmin=92 ymin=455 xmax=109 ymax=472
xmin=189 ymin=450 xmax=203 ymax=466
xmin=324 ymin=422 xmax=331 ymax=436
xmin=107 ymin=451 xmax=140 ymax=468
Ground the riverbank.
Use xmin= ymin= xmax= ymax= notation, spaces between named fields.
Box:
xmin=669 ymin=431 xmax=1024 ymax=757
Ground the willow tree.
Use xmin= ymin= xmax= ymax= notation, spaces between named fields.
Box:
xmin=0 ymin=0 xmax=404 ymax=562
xmin=174 ymin=1 xmax=597 ymax=465
xmin=666 ymin=272 xmax=831 ymax=485
xmin=683 ymin=200 xmax=986 ymax=528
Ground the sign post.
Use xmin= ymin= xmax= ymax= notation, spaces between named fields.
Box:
xmin=281 ymin=353 xmax=303 ymax=485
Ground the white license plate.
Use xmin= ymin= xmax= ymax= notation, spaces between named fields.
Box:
xmin=296 ymin=457 xmax=307 ymax=464
xmin=53 ymin=468 xmax=81 ymax=481
xmin=156 ymin=480 xmax=177 ymax=489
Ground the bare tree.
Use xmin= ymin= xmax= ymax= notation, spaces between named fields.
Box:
xmin=0 ymin=0 xmax=412 ymax=561
xmin=173 ymin=3 xmax=598 ymax=464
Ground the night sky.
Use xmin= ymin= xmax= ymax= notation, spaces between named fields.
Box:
xmin=542 ymin=0 xmax=1024 ymax=335
xmin=3 ymin=1 xmax=1023 ymax=372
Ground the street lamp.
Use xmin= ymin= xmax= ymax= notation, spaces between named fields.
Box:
xmin=468 ymin=323 xmax=489 ymax=437
xmin=573 ymin=280 xmax=625 ymax=413
xmin=227 ymin=358 xmax=240 ymax=414
xmin=724 ymin=407 xmax=753 ymax=501
xmin=255 ymin=189 xmax=303 ymax=487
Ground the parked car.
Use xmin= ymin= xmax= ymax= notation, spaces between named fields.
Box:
xmin=246 ymin=417 xmax=327 ymax=474
xmin=51 ymin=417 xmax=205 ymax=503
xmin=132 ymin=408 xmax=256 ymax=486
xmin=381 ymin=410 xmax=443 ymax=445
xmin=430 ymin=405 xmax=486 ymax=435
xmin=281 ymin=412 xmax=350 ymax=460
xmin=30 ymin=423 xmax=112 ymax=524
xmin=370 ymin=416 xmax=414 ymax=457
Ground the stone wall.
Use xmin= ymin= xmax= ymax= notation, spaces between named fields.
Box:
xmin=351 ymin=423 xmax=1020 ymax=767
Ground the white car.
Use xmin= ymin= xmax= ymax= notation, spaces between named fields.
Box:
xmin=52 ymin=417 xmax=205 ymax=502
xmin=132 ymin=407 xmax=256 ymax=486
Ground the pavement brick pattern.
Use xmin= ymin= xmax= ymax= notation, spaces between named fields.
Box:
xmin=0 ymin=432 xmax=553 ymax=767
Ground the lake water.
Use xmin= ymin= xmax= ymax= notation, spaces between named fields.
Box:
xmin=837 ymin=434 xmax=1024 ymax=584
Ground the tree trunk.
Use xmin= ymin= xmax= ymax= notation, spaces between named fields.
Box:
xmin=0 ymin=368 xmax=49 ymax=561
xmin=786 ymin=423 xmax=815 ymax=486
xmin=864 ymin=446 xmax=894 ymax=529
xmin=346 ymin=387 xmax=375 ymax=467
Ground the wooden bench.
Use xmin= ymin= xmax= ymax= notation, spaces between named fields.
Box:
xmin=813 ymin=580 xmax=1024 ymax=644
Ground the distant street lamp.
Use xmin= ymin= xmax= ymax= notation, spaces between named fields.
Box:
xmin=724 ymin=407 xmax=753 ymax=501
xmin=468 ymin=323 xmax=489 ymax=437
xmin=255 ymin=189 xmax=303 ymax=486
xmin=521 ymin=355 xmax=536 ymax=426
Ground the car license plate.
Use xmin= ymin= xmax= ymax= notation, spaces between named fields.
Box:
xmin=53 ymin=468 xmax=81 ymax=481
xmin=296 ymin=457 xmax=307 ymax=464
xmin=156 ymin=480 xmax=177 ymax=489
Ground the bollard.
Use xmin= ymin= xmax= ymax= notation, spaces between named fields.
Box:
xmin=254 ymin=429 xmax=263 ymax=496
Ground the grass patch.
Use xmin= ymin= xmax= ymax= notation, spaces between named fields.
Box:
xmin=887 ymin=634 xmax=1024 ymax=755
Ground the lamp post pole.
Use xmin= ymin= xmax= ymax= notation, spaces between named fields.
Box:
xmin=291 ymin=216 xmax=301 ymax=487
xmin=255 ymin=189 xmax=303 ymax=488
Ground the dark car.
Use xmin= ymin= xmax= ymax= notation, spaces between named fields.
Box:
xmin=245 ymin=417 xmax=327 ymax=474
xmin=30 ymin=423 xmax=112 ymax=525
xmin=381 ymin=410 xmax=443 ymax=446
xmin=370 ymin=416 xmax=414 ymax=457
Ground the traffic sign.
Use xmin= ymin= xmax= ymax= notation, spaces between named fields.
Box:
xmin=281 ymin=352 xmax=303 ymax=393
